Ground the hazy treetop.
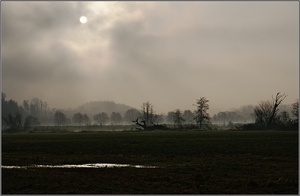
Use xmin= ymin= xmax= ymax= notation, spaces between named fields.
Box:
xmin=2 ymin=1 xmax=298 ymax=114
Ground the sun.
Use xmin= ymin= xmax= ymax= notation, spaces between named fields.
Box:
xmin=80 ymin=16 xmax=87 ymax=24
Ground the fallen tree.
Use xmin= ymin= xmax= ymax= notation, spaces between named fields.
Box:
xmin=132 ymin=118 xmax=167 ymax=130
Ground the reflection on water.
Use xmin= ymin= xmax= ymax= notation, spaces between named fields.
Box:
xmin=2 ymin=163 xmax=158 ymax=169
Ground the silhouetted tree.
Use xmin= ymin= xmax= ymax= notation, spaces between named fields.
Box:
xmin=254 ymin=101 xmax=274 ymax=128
xmin=2 ymin=93 xmax=25 ymax=131
xmin=194 ymin=97 xmax=210 ymax=129
xmin=254 ymin=92 xmax=287 ymax=129
xmin=54 ymin=111 xmax=67 ymax=126
xmin=268 ymin=92 xmax=287 ymax=127
xmin=141 ymin=101 xmax=156 ymax=126
xmin=131 ymin=102 xmax=166 ymax=130
xmin=2 ymin=112 xmax=23 ymax=131
xmin=2 ymin=94 xmax=22 ymax=118
xmin=132 ymin=117 xmax=167 ymax=130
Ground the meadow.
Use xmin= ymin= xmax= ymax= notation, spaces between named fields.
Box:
xmin=1 ymin=130 xmax=298 ymax=194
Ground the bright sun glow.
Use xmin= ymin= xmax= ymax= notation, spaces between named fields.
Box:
xmin=80 ymin=16 xmax=87 ymax=24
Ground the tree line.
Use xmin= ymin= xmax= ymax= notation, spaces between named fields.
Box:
xmin=1 ymin=92 xmax=298 ymax=131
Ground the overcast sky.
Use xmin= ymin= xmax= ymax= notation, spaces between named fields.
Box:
xmin=2 ymin=1 xmax=299 ymax=115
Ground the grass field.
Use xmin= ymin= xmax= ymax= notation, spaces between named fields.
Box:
xmin=1 ymin=130 xmax=298 ymax=194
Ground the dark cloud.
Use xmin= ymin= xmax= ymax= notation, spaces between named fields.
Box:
xmin=2 ymin=2 xmax=91 ymax=104
xmin=2 ymin=2 xmax=298 ymax=113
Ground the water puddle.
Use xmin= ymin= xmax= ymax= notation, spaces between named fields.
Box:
xmin=2 ymin=163 xmax=158 ymax=169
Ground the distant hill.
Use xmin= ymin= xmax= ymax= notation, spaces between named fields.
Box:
xmin=72 ymin=101 xmax=136 ymax=116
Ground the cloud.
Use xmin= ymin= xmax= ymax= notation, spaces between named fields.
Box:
xmin=2 ymin=1 xmax=298 ymax=113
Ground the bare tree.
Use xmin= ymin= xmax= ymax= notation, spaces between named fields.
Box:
xmin=131 ymin=102 xmax=167 ymax=130
xmin=254 ymin=101 xmax=273 ymax=128
xmin=141 ymin=101 xmax=156 ymax=126
xmin=194 ymin=97 xmax=210 ymax=129
xmin=268 ymin=92 xmax=287 ymax=127
xmin=254 ymin=92 xmax=287 ymax=129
